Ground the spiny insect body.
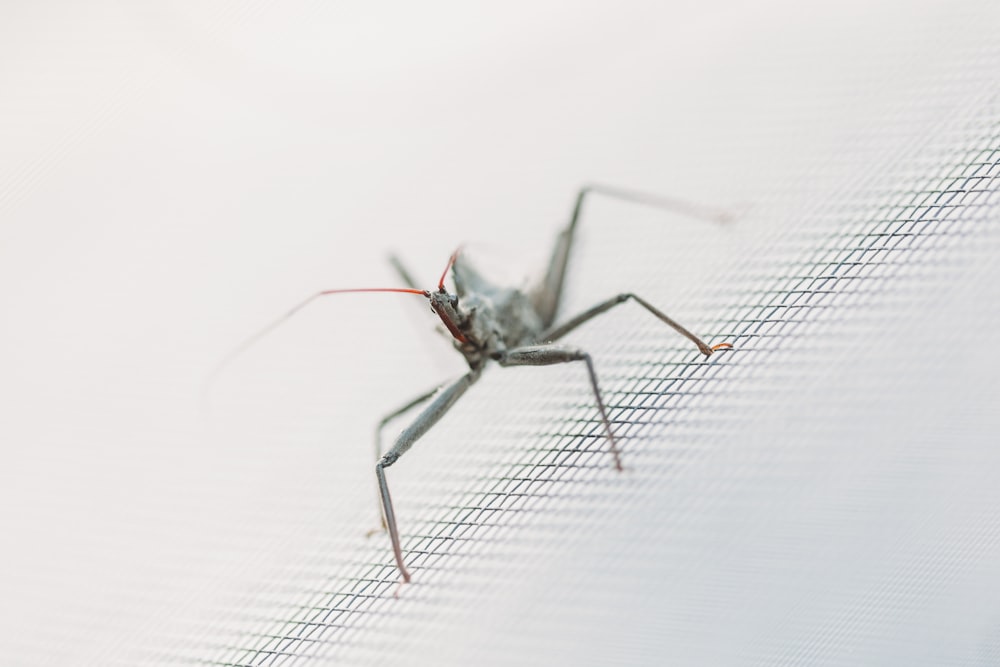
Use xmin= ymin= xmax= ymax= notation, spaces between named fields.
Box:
xmin=210 ymin=185 xmax=733 ymax=583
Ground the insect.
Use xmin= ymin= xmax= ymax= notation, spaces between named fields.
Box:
xmin=210 ymin=185 xmax=733 ymax=583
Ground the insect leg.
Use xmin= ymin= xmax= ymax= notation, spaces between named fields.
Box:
xmin=376 ymin=386 xmax=442 ymax=462
xmin=541 ymin=292 xmax=732 ymax=357
xmin=496 ymin=344 xmax=623 ymax=472
xmin=377 ymin=370 xmax=481 ymax=582
xmin=533 ymin=184 xmax=732 ymax=328
xmin=388 ymin=254 xmax=420 ymax=289
xmin=369 ymin=385 xmax=441 ymax=533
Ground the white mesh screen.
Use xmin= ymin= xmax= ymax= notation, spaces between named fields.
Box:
xmin=2 ymin=3 xmax=999 ymax=666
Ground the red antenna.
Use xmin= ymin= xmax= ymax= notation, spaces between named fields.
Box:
xmin=438 ymin=248 xmax=462 ymax=291
xmin=205 ymin=287 xmax=429 ymax=393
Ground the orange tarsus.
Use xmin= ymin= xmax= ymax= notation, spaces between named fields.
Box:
xmin=710 ymin=343 xmax=734 ymax=352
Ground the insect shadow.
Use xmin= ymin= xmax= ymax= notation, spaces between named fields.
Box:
xmin=207 ymin=185 xmax=733 ymax=584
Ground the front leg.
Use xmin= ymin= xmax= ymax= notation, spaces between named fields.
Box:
xmin=541 ymin=292 xmax=732 ymax=356
xmin=496 ymin=345 xmax=623 ymax=472
xmin=368 ymin=385 xmax=441 ymax=535
xmin=377 ymin=370 xmax=480 ymax=583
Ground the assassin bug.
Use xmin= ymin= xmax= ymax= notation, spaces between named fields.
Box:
xmin=210 ymin=185 xmax=733 ymax=583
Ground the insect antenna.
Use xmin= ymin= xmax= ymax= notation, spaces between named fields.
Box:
xmin=438 ymin=248 xmax=462 ymax=292
xmin=203 ymin=287 xmax=429 ymax=404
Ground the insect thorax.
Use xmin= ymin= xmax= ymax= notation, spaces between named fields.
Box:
xmin=447 ymin=253 xmax=544 ymax=364
xmin=458 ymin=287 xmax=543 ymax=355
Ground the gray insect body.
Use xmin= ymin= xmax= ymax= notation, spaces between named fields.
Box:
xmin=445 ymin=255 xmax=545 ymax=369
xmin=373 ymin=186 xmax=732 ymax=584
xmin=213 ymin=184 xmax=732 ymax=586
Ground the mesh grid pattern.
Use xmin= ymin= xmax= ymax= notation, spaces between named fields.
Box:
xmin=4 ymin=5 xmax=1000 ymax=667
xmin=152 ymin=61 xmax=1000 ymax=667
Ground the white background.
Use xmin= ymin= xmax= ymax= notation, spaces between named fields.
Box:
xmin=2 ymin=2 xmax=998 ymax=664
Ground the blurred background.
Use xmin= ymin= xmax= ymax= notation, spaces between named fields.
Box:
xmin=1 ymin=1 xmax=998 ymax=665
